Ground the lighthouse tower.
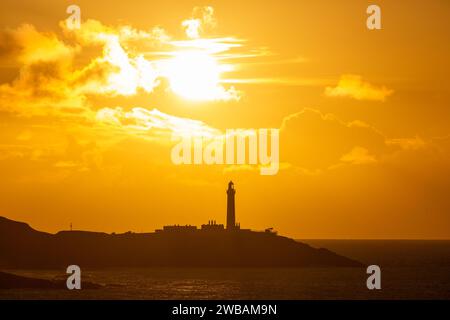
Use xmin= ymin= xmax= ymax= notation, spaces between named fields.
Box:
xmin=226 ymin=181 xmax=236 ymax=230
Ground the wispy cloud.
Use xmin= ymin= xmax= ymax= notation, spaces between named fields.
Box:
xmin=340 ymin=146 xmax=377 ymax=165
xmin=96 ymin=107 xmax=221 ymax=139
xmin=325 ymin=74 xmax=393 ymax=101
xmin=181 ymin=6 xmax=217 ymax=39
xmin=221 ymin=77 xmax=332 ymax=86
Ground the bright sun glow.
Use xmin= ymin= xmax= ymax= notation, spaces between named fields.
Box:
xmin=84 ymin=16 xmax=240 ymax=102
xmin=164 ymin=50 xmax=235 ymax=101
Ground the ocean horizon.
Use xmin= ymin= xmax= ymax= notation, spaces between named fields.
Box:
xmin=2 ymin=240 xmax=450 ymax=300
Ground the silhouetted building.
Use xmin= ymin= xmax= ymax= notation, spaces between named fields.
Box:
xmin=158 ymin=181 xmax=246 ymax=233
xmin=227 ymin=181 xmax=239 ymax=230
xmin=157 ymin=225 xmax=197 ymax=233
xmin=265 ymin=227 xmax=277 ymax=235
xmin=201 ymin=220 xmax=224 ymax=231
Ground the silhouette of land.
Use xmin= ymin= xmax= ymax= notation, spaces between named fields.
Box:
xmin=0 ymin=270 xmax=101 ymax=289
xmin=0 ymin=182 xmax=362 ymax=269
xmin=0 ymin=215 xmax=361 ymax=268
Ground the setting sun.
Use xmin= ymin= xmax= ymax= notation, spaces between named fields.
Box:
xmin=163 ymin=50 xmax=231 ymax=101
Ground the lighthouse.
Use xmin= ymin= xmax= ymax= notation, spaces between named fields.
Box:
xmin=226 ymin=181 xmax=236 ymax=230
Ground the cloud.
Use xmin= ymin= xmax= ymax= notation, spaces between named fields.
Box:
xmin=0 ymin=24 xmax=78 ymax=66
xmin=340 ymin=146 xmax=376 ymax=165
xmin=0 ymin=60 xmax=88 ymax=115
xmin=0 ymin=24 xmax=86 ymax=115
xmin=96 ymin=107 xmax=221 ymax=139
xmin=72 ymin=33 xmax=160 ymax=96
xmin=280 ymin=108 xmax=389 ymax=171
xmin=277 ymin=108 xmax=450 ymax=176
xmin=182 ymin=6 xmax=217 ymax=39
xmin=386 ymin=136 xmax=426 ymax=150
xmin=325 ymin=74 xmax=393 ymax=101
xmin=0 ymin=8 xmax=254 ymax=116
xmin=3 ymin=6 xmax=336 ymax=114
xmin=222 ymin=77 xmax=332 ymax=87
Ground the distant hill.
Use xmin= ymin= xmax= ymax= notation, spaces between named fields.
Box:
xmin=0 ymin=216 xmax=362 ymax=268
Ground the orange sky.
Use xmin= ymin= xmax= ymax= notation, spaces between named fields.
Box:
xmin=0 ymin=0 xmax=449 ymax=239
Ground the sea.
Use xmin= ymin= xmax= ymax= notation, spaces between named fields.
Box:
xmin=1 ymin=240 xmax=450 ymax=300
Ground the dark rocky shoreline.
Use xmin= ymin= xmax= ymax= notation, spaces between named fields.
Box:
xmin=0 ymin=271 xmax=101 ymax=289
